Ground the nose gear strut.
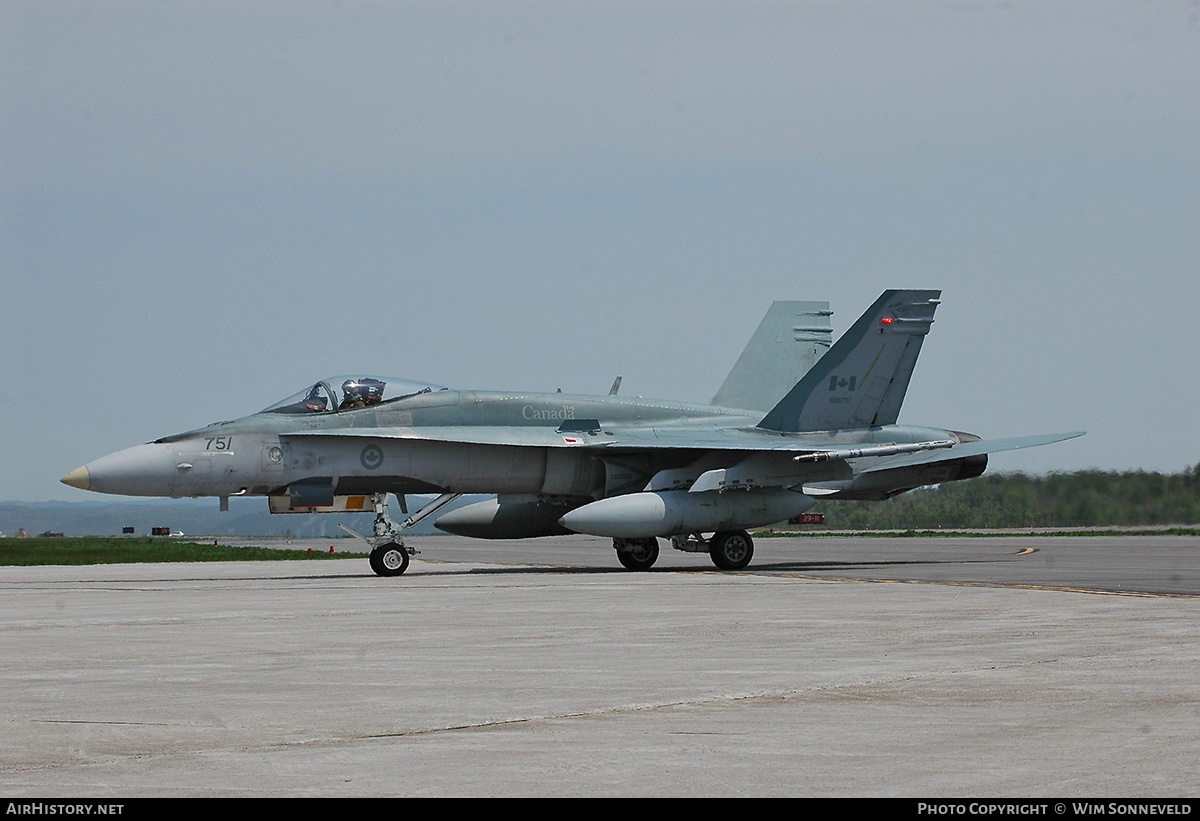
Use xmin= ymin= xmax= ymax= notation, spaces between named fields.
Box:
xmin=339 ymin=492 xmax=462 ymax=576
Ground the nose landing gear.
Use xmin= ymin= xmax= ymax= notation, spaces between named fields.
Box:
xmin=341 ymin=492 xmax=462 ymax=577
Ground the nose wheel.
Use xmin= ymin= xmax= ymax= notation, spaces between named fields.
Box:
xmin=369 ymin=542 xmax=410 ymax=576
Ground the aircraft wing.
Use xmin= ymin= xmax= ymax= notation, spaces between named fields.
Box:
xmin=280 ymin=421 xmax=857 ymax=452
xmin=279 ymin=425 xmax=1083 ymax=454
xmin=638 ymin=430 xmax=1083 ymax=494
xmin=279 ymin=425 xmax=638 ymax=448
xmin=856 ymin=431 xmax=1086 ymax=474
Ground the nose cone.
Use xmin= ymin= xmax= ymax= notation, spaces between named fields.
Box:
xmin=61 ymin=466 xmax=91 ymax=490
xmin=62 ymin=443 xmax=177 ymax=497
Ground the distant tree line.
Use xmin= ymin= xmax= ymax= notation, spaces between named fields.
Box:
xmin=813 ymin=464 xmax=1200 ymax=529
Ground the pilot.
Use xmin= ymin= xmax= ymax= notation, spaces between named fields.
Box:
xmin=339 ymin=378 xmax=386 ymax=409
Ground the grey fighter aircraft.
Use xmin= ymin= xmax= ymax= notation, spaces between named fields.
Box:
xmin=61 ymin=290 xmax=1082 ymax=576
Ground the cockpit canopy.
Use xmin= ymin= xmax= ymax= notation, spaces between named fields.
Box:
xmin=261 ymin=376 xmax=448 ymax=414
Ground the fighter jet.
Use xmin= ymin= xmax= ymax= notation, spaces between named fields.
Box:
xmin=61 ymin=290 xmax=1082 ymax=576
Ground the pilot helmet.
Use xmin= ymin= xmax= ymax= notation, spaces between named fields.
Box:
xmin=342 ymin=378 xmax=386 ymax=404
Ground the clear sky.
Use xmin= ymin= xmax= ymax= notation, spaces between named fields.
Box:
xmin=3 ymin=1 xmax=1198 ymax=502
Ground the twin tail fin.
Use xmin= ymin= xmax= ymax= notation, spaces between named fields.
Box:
xmin=757 ymin=289 xmax=941 ymax=433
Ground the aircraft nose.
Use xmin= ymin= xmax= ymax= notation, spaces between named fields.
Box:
xmin=60 ymin=466 xmax=91 ymax=490
xmin=64 ymin=443 xmax=177 ymax=497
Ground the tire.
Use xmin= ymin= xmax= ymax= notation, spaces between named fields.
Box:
xmin=709 ymin=530 xmax=753 ymax=571
xmin=615 ymin=537 xmax=659 ymax=571
xmin=370 ymin=542 xmax=410 ymax=576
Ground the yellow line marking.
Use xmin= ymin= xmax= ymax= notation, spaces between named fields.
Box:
xmin=762 ymin=573 xmax=1200 ymax=599
xmin=859 ymin=342 xmax=888 ymax=385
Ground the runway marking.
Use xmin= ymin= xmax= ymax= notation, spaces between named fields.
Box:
xmin=757 ymin=572 xmax=1200 ymax=599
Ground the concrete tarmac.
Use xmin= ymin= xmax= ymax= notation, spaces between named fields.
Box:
xmin=1 ymin=534 xmax=1198 ymax=797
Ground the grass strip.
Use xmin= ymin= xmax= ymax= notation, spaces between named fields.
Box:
xmin=0 ymin=537 xmax=366 ymax=566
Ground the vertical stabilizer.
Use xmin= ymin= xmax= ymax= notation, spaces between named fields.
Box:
xmin=757 ymin=290 xmax=941 ymax=432
xmin=711 ymin=301 xmax=832 ymax=412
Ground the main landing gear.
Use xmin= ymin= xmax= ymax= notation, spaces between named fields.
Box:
xmin=707 ymin=530 xmax=754 ymax=571
xmin=612 ymin=529 xmax=755 ymax=571
xmin=614 ymin=537 xmax=660 ymax=570
xmin=343 ymin=492 xmax=462 ymax=577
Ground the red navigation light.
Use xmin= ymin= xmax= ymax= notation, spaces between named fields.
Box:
xmin=881 ymin=316 xmax=894 ymax=325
